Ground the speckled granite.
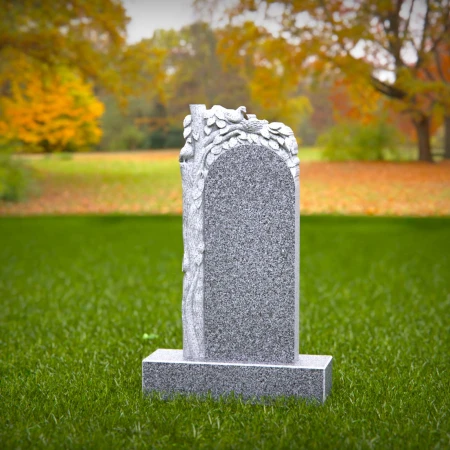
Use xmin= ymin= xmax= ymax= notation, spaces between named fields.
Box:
xmin=143 ymin=350 xmax=332 ymax=402
xmin=142 ymin=105 xmax=332 ymax=402
xmin=203 ymin=145 xmax=298 ymax=364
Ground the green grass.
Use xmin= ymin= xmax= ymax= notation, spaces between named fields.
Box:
xmin=1 ymin=215 xmax=449 ymax=449
xmin=297 ymin=147 xmax=323 ymax=161
xmin=20 ymin=147 xmax=320 ymax=194
xmin=28 ymin=155 xmax=181 ymax=189
xmin=18 ymin=154 xmax=183 ymax=212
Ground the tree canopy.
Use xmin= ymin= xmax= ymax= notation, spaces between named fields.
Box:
xmin=0 ymin=0 xmax=129 ymax=94
xmin=0 ymin=59 xmax=104 ymax=152
xmin=206 ymin=0 xmax=450 ymax=160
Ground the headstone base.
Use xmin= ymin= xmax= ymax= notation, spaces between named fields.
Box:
xmin=142 ymin=349 xmax=332 ymax=403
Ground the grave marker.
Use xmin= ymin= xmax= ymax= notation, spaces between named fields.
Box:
xmin=142 ymin=104 xmax=332 ymax=402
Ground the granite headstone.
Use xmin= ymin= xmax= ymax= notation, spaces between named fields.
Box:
xmin=142 ymin=104 xmax=332 ymax=402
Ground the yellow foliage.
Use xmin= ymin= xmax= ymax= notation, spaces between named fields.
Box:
xmin=217 ymin=22 xmax=312 ymax=135
xmin=0 ymin=60 xmax=104 ymax=152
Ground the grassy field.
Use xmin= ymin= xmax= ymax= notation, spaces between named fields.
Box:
xmin=1 ymin=150 xmax=449 ymax=216
xmin=1 ymin=215 xmax=449 ymax=449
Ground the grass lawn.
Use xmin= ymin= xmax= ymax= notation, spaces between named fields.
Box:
xmin=1 ymin=215 xmax=449 ymax=449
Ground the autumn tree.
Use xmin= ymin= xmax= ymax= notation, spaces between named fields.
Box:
xmin=421 ymin=40 xmax=450 ymax=159
xmin=127 ymin=23 xmax=254 ymax=148
xmin=0 ymin=0 xmax=129 ymax=96
xmin=0 ymin=59 xmax=104 ymax=152
xmin=204 ymin=0 xmax=450 ymax=161
xmin=153 ymin=23 xmax=252 ymax=122
xmin=215 ymin=21 xmax=312 ymax=133
xmin=0 ymin=0 xmax=171 ymax=153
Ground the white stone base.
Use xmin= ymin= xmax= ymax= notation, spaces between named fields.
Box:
xmin=142 ymin=349 xmax=332 ymax=403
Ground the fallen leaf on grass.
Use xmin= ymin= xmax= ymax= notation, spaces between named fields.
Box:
xmin=142 ymin=333 xmax=159 ymax=340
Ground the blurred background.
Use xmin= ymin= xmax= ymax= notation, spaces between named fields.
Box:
xmin=0 ymin=0 xmax=449 ymax=215
xmin=1 ymin=3 xmax=450 ymax=447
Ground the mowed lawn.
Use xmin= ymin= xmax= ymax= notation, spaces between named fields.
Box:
xmin=1 ymin=215 xmax=449 ymax=449
xmin=1 ymin=150 xmax=449 ymax=216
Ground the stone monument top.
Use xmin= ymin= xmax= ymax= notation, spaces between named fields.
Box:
xmin=143 ymin=104 xmax=332 ymax=402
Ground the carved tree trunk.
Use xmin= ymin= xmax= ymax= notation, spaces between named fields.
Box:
xmin=444 ymin=115 xmax=450 ymax=160
xmin=413 ymin=116 xmax=433 ymax=162
xmin=180 ymin=104 xmax=206 ymax=360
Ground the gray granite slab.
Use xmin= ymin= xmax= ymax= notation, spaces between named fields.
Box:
xmin=203 ymin=145 xmax=298 ymax=364
xmin=142 ymin=349 xmax=332 ymax=403
xmin=142 ymin=104 xmax=332 ymax=402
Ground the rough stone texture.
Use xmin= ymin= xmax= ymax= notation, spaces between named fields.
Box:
xmin=143 ymin=350 xmax=332 ymax=403
xmin=203 ymin=145 xmax=298 ymax=364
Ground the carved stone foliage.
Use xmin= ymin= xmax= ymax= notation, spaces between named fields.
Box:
xmin=179 ymin=105 xmax=299 ymax=361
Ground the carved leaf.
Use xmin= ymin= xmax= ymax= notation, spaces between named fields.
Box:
xmin=213 ymin=134 xmax=223 ymax=145
xmin=276 ymin=136 xmax=285 ymax=145
xmin=216 ymin=119 xmax=226 ymax=128
xmin=179 ymin=143 xmax=193 ymax=161
xmin=193 ymin=132 xmax=200 ymax=141
xmin=207 ymin=117 xmax=215 ymax=126
xmin=183 ymin=126 xmax=192 ymax=138
xmin=214 ymin=108 xmax=224 ymax=120
xmin=194 ymin=253 xmax=203 ymax=266
xmin=287 ymin=157 xmax=299 ymax=168
xmin=269 ymin=139 xmax=280 ymax=150
xmin=192 ymin=188 xmax=202 ymax=199
xmin=261 ymin=127 xmax=270 ymax=139
xmin=212 ymin=145 xmax=222 ymax=154
xmin=206 ymin=152 xmax=215 ymax=165
xmin=182 ymin=253 xmax=189 ymax=272
xmin=239 ymin=131 xmax=248 ymax=140
xmin=280 ymin=150 xmax=290 ymax=160
xmin=194 ymin=196 xmax=202 ymax=208
xmin=229 ymin=137 xmax=237 ymax=148
xmin=183 ymin=115 xmax=192 ymax=127
xmin=204 ymin=125 xmax=212 ymax=135
xmin=222 ymin=142 xmax=229 ymax=150
xmin=269 ymin=122 xmax=283 ymax=130
xmin=260 ymin=137 xmax=268 ymax=147
xmin=286 ymin=136 xmax=298 ymax=155
xmin=279 ymin=125 xmax=293 ymax=136
xmin=250 ymin=134 xmax=259 ymax=144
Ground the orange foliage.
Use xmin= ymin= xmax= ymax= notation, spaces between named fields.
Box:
xmin=0 ymin=0 xmax=129 ymax=98
xmin=0 ymin=60 xmax=104 ymax=152
xmin=329 ymin=77 xmax=384 ymax=125
xmin=217 ymin=22 xmax=311 ymax=131
xmin=328 ymin=76 xmax=441 ymax=141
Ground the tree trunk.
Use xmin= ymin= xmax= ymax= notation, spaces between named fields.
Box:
xmin=413 ymin=116 xmax=433 ymax=162
xmin=444 ymin=115 xmax=450 ymax=160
